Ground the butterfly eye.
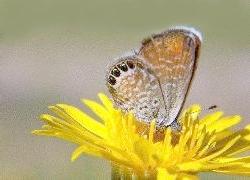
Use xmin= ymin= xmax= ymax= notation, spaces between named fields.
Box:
xmin=111 ymin=67 xmax=120 ymax=77
xmin=108 ymin=75 xmax=116 ymax=85
xmin=126 ymin=61 xmax=135 ymax=69
xmin=118 ymin=63 xmax=128 ymax=72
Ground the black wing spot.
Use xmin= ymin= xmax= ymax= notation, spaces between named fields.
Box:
xmin=108 ymin=75 xmax=116 ymax=85
xmin=111 ymin=67 xmax=121 ymax=77
xmin=117 ymin=62 xmax=128 ymax=72
xmin=126 ymin=60 xmax=135 ymax=69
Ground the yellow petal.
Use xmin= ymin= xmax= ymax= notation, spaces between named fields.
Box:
xmin=211 ymin=129 xmax=250 ymax=156
xmin=134 ymin=139 xmax=152 ymax=165
xmin=200 ymin=111 xmax=224 ymax=127
xmin=206 ymin=115 xmax=241 ymax=133
xmin=212 ymin=166 xmax=250 ymax=176
xmin=177 ymin=161 xmax=203 ymax=172
xmin=177 ymin=173 xmax=199 ymax=180
xmin=56 ymin=104 xmax=107 ymax=138
xmin=98 ymin=93 xmax=114 ymax=112
xmin=82 ymin=99 xmax=111 ymax=123
xmin=40 ymin=114 xmax=82 ymax=131
xmin=214 ymin=130 xmax=232 ymax=141
xmin=71 ymin=145 xmax=103 ymax=161
xmin=199 ymin=135 xmax=241 ymax=162
xmin=214 ymin=156 xmax=250 ymax=165
xmin=157 ymin=168 xmax=177 ymax=180
xmin=149 ymin=120 xmax=156 ymax=143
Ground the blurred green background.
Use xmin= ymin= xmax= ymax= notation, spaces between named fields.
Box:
xmin=0 ymin=0 xmax=249 ymax=179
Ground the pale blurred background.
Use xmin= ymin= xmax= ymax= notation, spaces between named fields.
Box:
xmin=0 ymin=0 xmax=250 ymax=179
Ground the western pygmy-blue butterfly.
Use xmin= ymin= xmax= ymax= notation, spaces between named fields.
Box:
xmin=106 ymin=27 xmax=202 ymax=130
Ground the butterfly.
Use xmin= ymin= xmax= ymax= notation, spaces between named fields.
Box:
xmin=106 ymin=27 xmax=202 ymax=130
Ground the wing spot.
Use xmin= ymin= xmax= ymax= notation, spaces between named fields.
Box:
xmin=111 ymin=67 xmax=121 ymax=77
xmin=126 ymin=60 xmax=135 ymax=69
xmin=108 ymin=75 xmax=116 ymax=85
xmin=118 ymin=62 xmax=128 ymax=72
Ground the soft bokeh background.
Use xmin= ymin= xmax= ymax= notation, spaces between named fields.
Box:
xmin=0 ymin=0 xmax=249 ymax=179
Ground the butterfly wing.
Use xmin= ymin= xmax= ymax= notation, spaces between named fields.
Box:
xmin=139 ymin=27 xmax=202 ymax=126
xmin=106 ymin=56 xmax=167 ymax=125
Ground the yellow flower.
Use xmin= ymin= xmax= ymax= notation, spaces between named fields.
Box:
xmin=32 ymin=93 xmax=250 ymax=179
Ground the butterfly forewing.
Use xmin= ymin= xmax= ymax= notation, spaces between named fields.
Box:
xmin=139 ymin=28 xmax=201 ymax=126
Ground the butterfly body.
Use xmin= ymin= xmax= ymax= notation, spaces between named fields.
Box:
xmin=106 ymin=27 xmax=202 ymax=129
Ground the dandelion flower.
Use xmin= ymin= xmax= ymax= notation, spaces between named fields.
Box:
xmin=32 ymin=93 xmax=250 ymax=179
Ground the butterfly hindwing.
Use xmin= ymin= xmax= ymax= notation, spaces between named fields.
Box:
xmin=106 ymin=56 xmax=167 ymax=124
